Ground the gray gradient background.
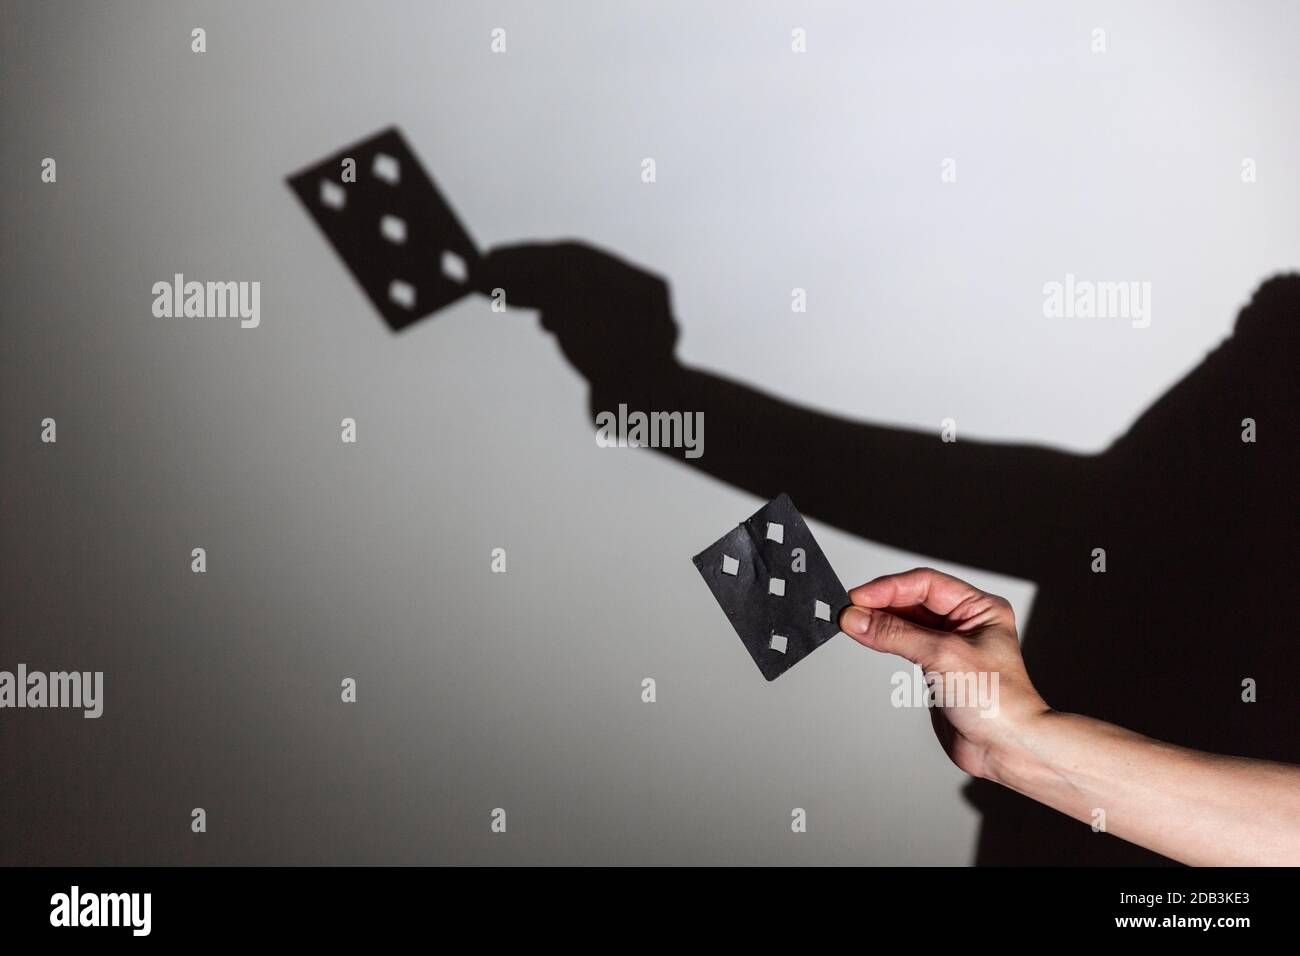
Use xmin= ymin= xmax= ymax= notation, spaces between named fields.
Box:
xmin=2 ymin=1 xmax=1297 ymax=864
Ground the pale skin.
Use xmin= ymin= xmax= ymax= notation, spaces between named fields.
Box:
xmin=838 ymin=567 xmax=1300 ymax=866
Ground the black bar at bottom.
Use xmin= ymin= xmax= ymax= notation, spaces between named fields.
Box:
xmin=0 ymin=865 xmax=1289 ymax=941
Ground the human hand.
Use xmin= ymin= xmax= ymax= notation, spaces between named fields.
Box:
xmin=839 ymin=567 xmax=1050 ymax=782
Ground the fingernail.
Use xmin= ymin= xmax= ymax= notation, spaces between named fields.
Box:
xmin=842 ymin=607 xmax=871 ymax=635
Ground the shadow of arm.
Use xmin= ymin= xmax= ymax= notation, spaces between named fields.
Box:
xmin=592 ymin=362 xmax=1092 ymax=581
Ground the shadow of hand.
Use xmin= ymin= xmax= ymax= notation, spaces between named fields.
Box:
xmin=472 ymin=241 xmax=680 ymax=387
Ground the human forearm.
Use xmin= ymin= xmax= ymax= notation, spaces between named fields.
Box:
xmin=988 ymin=711 xmax=1300 ymax=866
xmin=842 ymin=569 xmax=1300 ymax=866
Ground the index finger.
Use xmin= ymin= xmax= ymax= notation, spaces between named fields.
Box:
xmin=847 ymin=567 xmax=982 ymax=616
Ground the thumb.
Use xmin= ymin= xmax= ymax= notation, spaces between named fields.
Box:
xmin=839 ymin=606 xmax=943 ymax=667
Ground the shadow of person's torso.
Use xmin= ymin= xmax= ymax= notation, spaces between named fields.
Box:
xmin=969 ymin=282 xmax=1299 ymax=864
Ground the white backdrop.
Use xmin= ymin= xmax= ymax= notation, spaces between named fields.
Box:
xmin=3 ymin=0 xmax=1297 ymax=863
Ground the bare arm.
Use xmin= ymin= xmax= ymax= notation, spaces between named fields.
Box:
xmin=991 ymin=711 xmax=1300 ymax=866
xmin=840 ymin=567 xmax=1300 ymax=866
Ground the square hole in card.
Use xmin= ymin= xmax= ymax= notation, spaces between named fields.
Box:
xmin=691 ymin=493 xmax=850 ymax=681
xmin=287 ymin=126 xmax=480 ymax=331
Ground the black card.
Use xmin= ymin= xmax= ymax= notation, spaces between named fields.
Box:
xmin=287 ymin=126 xmax=480 ymax=330
xmin=692 ymin=493 xmax=850 ymax=681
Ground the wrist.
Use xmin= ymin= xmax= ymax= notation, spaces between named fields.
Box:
xmin=982 ymin=705 xmax=1061 ymax=792
xmin=588 ymin=357 xmax=684 ymax=406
